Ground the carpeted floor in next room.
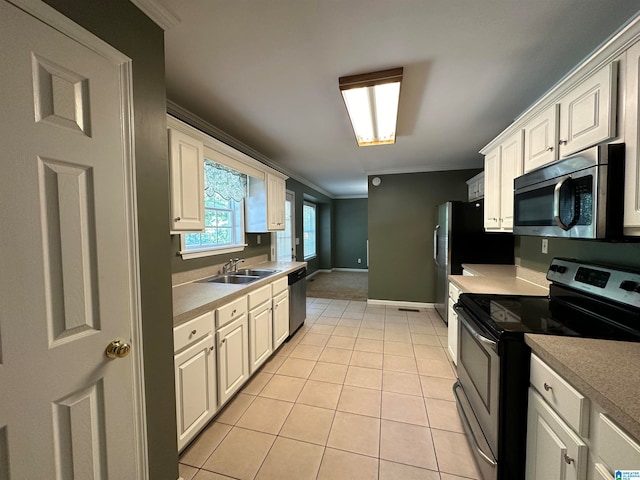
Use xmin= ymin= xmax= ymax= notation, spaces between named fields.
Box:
xmin=306 ymin=271 xmax=368 ymax=301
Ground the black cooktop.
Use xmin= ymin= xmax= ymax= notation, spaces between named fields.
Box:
xmin=457 ymin=284 xmax=640 ymax=342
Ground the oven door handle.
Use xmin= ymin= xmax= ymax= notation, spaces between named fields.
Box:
xmin=456 ymin=307 xmax=498 ymax=352
xmin=453 ymin=382 xmax=498 ymax=467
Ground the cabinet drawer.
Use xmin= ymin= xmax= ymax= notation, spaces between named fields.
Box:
xmin=216 ymin=296 xmax=247 ymax=329
xmin=597 ymin=414 xmax=640 ymax=471
xmin=530 ymin=354 xmax=590 ymax=436
xmin=174 ymin=311 xmax=214 ymax=353
xmin=272 ymin=277 xmax=288 ymax=296
xmin=448 ymin=282 xmax=461 ymax=302
xmin=248 ymin=284 xmax=271 ymax=310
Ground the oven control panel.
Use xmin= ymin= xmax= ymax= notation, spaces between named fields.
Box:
xmin=547 ymin=258 xmax=640 ymax=308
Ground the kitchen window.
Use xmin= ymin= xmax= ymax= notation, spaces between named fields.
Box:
xmin=181 ymin=159 xmax=247 ymax=259
xmin=303 ymin=201 xmax=316 ymax=260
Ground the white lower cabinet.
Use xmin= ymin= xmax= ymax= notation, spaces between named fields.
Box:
xmin=526 ymin=388 xmax=588 ymax=480
xmin=272 ymin=277 xmax=290 ymax=350
xmin=248 ymin=285 xmax=273 ymax=374
xmin=527 ymin=354 xmax=640 ymax=480
xmin=447 ymin=281 xmax=462 ymax=365
xmin=216 ymin=312 xmax=249 ymax=406
xmin=173 ymin=311 xmax=216 ymax=451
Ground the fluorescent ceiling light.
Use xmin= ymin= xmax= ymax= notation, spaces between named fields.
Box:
xmin=339 ymin=67 xmax=403 ymax=147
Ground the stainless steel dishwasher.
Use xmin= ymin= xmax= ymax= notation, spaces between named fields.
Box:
xmin=288 ymin=267 xmax=306 ymax=337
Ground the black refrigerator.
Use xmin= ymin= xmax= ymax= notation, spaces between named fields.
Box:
xmin=433 ymin=200 xmax=514 ymax=323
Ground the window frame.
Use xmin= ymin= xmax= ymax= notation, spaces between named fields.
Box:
xmin=303 ymin=201 xmax=317 ymax=261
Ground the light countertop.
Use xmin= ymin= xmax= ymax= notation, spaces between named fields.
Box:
xmin=449 ymin=264 xmax=549 ymax=296
xmin=526 ymin=334 xmax=640 ymax=441
xmin=172 ymin=261 xmax=306 ymax=326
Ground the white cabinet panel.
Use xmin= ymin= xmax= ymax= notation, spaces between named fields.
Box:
xmin=624 ymin=40 xmax=640 ymax=234
xmin=249 ymin=300 xmax=273 ymax=374
xmin=558 ymin=62 xmax=618 ymax=158
xmin=500 ymin=130 xmax=524 ymax=231
xmin=174 ymin=334 xmax=216 ymax=451
xmin=524 ymin=104 xmax=560 ymax=173
xmin=484 ymin=146 xmax=502 ymax=230
xmin=526 ymin=389 xmax=588 ymax=480
xmin=217 ymin=315 xmax=249 ymax=406
xmin=267 ymin=174 xmax=286 ymax=230
xmin=273 ymin=290 xmax=289 ymax=350
xmin=169 ymin=128 xmax=204 ymax=232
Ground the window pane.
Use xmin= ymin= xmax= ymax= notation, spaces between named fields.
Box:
xmin=303 ymin=202 xmax=316 ymax=259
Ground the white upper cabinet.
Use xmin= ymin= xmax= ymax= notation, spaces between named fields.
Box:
xmin=484 ymin=146 xmax=502 ymax=230
xmin=558 ymin=62 xmax=618 ymax=158
xmin=500 ymin=130 xmax=524 ymax=230
xmin=484 ymin=129 xmax=523 ymax=232
xmin=625 ymin=40 xmax=640 ymax=234
xmin=524 ymin=104 xmax=559 ymax=173
xmin=267 ymin=174 xmax=286 ymax=230
xmin=246 ymin=173 xmax=287 ymax=232
xmin=169 ymin=128 xmax=205 ymax=232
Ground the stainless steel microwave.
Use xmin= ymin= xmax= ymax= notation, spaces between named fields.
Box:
xmin=513 ymin=144 xmax=625 ymax=239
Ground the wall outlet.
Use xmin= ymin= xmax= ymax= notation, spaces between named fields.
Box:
xmin=295 ymin=238 xmax=300 ymax=245
xmin=357 ymin=258 xmax=362 ymax=264
xmin=257 ymin=235 xmax=261 ymax=245
xmin=541 ymin=238 xmax=549 ymax=254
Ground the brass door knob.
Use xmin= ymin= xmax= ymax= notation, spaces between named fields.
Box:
xmin=105 ymin=340 xmax=131 ymax=359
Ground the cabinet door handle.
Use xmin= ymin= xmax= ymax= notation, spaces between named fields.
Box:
xmin=221 ymin=338 xmax=226 ymax=344
xmin=559 ymin=139 xmax=568 ymax=145
xmin=564 ymin=454 xmax=573 ymax=465
xmin=232 ymin=309 xmax=237 ymax=315
xmin=191 ymin=329 xmax=197 ymax=335
xmin=209 ymin=346 xmax=214 ymax=352
xmin=543 ymin=382 xmax=553 ymax=392
xmin=546 ymin=146 xmax=554 ymax=152
xmin=174 ymin=216 xmax=181 ymax=221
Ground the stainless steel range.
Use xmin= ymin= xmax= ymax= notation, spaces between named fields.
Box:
xmin=453 ymin=258 xmax=640 ymax=480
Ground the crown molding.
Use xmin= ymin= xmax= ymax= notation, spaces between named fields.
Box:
xmin=366 ymin=163 xmax=482 ymax=176
xmin=129 ymin=0 xmax=180 ymax=30
xmin=166 ymin=99 xmax=335 ymax=199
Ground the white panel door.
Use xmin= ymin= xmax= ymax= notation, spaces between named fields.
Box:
xmin=267 ymin=174 xmax=286 ymax=230
xmin=624 ymin=40 xmax=640 ymax=234
xmin=0 ymin=1 xmax=144 ymax=479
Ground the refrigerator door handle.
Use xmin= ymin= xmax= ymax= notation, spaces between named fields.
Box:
xmin=433 ymin=224 xmax=440 ymax=265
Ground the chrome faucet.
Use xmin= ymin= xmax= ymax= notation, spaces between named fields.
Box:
xmin=222 ymin=258 xmax=244 ymax=273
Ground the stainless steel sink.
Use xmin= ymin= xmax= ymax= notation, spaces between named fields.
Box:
xmin=234 ymin=268 xmax=279 ymax=277
xmin=205 ymin=274 xmax=261 ymax=284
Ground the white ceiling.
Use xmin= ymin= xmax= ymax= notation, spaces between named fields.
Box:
xmin=161 ymin=0 xmax=640 ymax=198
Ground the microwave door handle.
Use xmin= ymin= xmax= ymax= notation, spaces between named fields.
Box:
xmin=433 ymin=224 xmax=440 ymax=265
xmin=553 ymin=177 xmax=572 ymax=231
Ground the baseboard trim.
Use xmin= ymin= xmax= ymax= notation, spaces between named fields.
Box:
xmin=367 ymin=299 xmax=434 ymax=309
xmin=306 ymin=269 xmax=331 ymax=280
xmin=333 ymin=268 xmax=369 ymax=272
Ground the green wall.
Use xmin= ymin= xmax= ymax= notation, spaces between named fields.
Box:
xmin=285 ymin=178 xmax=334 ymax=274
xmin=368 ymin=169 xmax=481 ymax=302
xmin=518 ymin=236 xmax=640 ymax=272
xmin=335 ymin=198 xmax=368 ymax=269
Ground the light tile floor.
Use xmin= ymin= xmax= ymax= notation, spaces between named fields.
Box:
xmin=179 ymin=298 xmax=481 ymax=480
